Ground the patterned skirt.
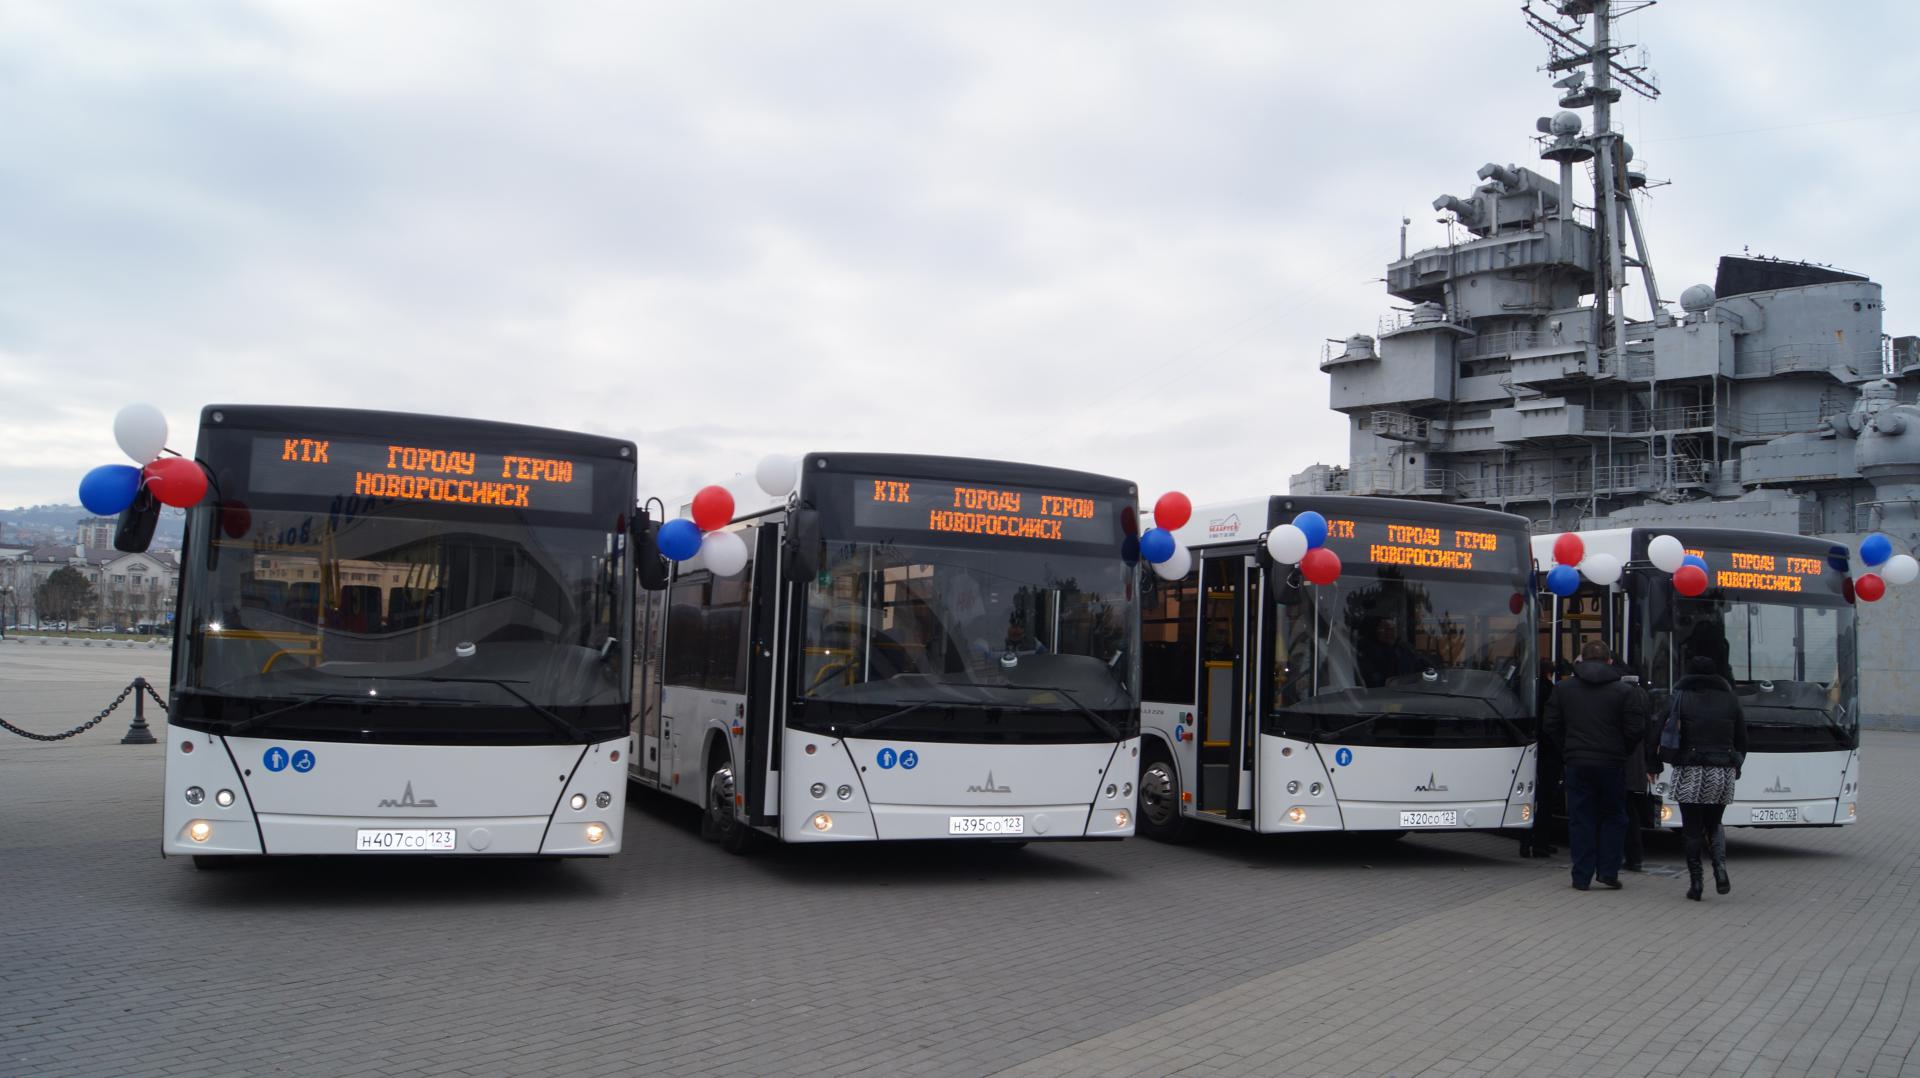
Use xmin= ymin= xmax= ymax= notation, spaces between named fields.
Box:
xmin=1670 ymin=764 xmax=1738 ymax=805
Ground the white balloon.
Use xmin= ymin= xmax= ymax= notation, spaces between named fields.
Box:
xmin=701 ymin=529 xmax=749 ymax=578
xmin=113 ymin=403 xmax=168 ymax=463
xmin=1151 ymin=542 xmax=1192 ymax=581
xmin=1265 ymin=523 xmax=1309 ymax=564
xmin=1647 ymin=534 xmax=1686 ymax=574
xmin=1884 ymin=553 xmax=1919 ymax=587
xmin=1581 ymin=552 xmax=1623 ymax=587
xmin=754 ymin=454 xmax=797 ymax=498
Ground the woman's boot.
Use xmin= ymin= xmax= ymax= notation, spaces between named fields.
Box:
xmin=1712 ymin=855 xmax=1731 ymax=895
xmin=1686 ymin=855 xmax=1703 ymax=901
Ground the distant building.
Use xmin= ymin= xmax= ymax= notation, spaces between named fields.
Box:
xmin=75 ymin=517 xmax=118 ymax=549
xmin=0 ymin=545 xmax=179 ymax=630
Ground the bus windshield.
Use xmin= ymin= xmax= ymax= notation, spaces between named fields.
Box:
xmin=1271 ymin=566 xmax=1534 ymax=745
xmin=175 ymin=506 xmax=630 ymax=744
xmin=795 ymin=541 xmax=1137 ymax=742
xmin=1653 ymin=595 xmax=1855 ymax=748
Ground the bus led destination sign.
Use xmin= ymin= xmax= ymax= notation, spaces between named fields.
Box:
xmin=1690 ymin=548 xmax=1825 ymax=594
xmin=852 ymin=476 xmax=1113 ymax=545
xmin=1322 ymin=517 xmax=1504 ymax=572
xmin=249 ymin=436 xmax=595 ymax=513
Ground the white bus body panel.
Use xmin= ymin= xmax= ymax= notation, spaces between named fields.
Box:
xmin=1256 ymin=736 xmax=1534 ymax=832
xmin=776 ymin=729 xmax=1137 ymax=841
xmin=162 ymin=725 xmax=627 ymax=856
xmin=640 ymin=684 xmax=747 ymax=802
xmin=1652 ymin=748 xmax=1857 ymax=828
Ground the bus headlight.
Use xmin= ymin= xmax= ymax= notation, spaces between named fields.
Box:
xmin=1113 ymin=810 xmax=1130 ymax=828
xmin=1521 ymin=804 xmax=1532 ymax=822
xmin=1659 ymin=804 xmax=1674 ymax=823
xmin=188 ymin=821 xmax=212 ymax=843
xmin=215 ymin=789 xmax=235 ymax=808
xmin=584 ymin=823 xmax=606 ymax=844
xmin=1286 ymin=807 xmax=1307 ymax=824
xmin=595 ymin=791 xmax=612 ymax=809
xmin=184 ymin=786 xmax=205 ymax=805
xmin=1286 ymin=780 xmax=1300 ymax=794
xmin=1847 ymin=802 xmax=1857 ymax=819
xmin=810 ymin=782 xmax=827 ymax=799
xmin=811 ymin=812 xmax=833 ymax=832
xmin=1105 ymin=784 xmax=1117 ymax=799
xmin=1122 ymin=783 xmax=1132 ymax=798
xmin=1309 ymin=783 xmax=1323 ymax=796
xmin=836 ymin=785 xmax=853 ymax=800
xmin=570 ymin=793 xmax=588 ymax=811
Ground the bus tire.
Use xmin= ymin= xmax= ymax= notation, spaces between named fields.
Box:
xmin=701 ymin=755 xmax=755 ymax=855
xmin=1136 ymin=751 xmax=1192 ymax=843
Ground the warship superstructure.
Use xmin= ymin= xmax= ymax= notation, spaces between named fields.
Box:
xmin=1294 ymin=0 xmax=1920 ymax=724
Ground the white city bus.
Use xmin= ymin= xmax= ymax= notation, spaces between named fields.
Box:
xmin=631 ymin=453 xmax=1140 ymax=849
xmin=1136 ymin=495 xmax=1538 ymax=840
xmin=158 ymin=405 xmax=644 ymax=865
xmin=1534 ymin=527 xmax=1861 ymax=830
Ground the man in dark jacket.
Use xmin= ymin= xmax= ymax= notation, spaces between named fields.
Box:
xmin=1543 ymin=640 xmax=1649 ymax=891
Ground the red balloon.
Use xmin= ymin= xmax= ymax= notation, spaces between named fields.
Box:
xmin=1153 ymin=491 xmax=1193 ymax=532
xmin=1672 ymin=564 xmax=1708 ymax=597
xmin=690 ymin=485 xmax=735 ymax=532
xmin=144 ymin=457 xmax=208 ymax=508
xmin=1300 ymin=546 xmax=1342 ymax=586
xmin=1552 ymin=532 xmax=1585 ymax=567
xmin=1856 ymin=573 xmax=1886 ymax=602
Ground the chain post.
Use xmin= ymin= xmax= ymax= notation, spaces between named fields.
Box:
xmin=120 ymin=676 xmax=158 ymax=745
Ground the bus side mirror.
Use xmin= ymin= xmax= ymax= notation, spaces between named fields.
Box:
xmin=631 ymin=508 xmax=669 ymax=592
xmin=788 ymin=508 xmax=823 ymax=578
xmin=114 ymin=489 xmax=160 ymax=554
xmin=1263 ymin=556 xmax=1302 ymax=608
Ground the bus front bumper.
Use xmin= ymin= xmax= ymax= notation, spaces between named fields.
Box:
xmin=787 ymin=802 xmax=1134 ymax=842
xmin=1650 ymin=797 xmax=1851 ymax=828
xmin=1284 ymin=798 xmax=1519 ymax=832
xmin=166 ymin=814 xmax=619 ymax=857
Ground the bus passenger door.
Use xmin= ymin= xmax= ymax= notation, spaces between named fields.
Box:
xmin=634 ymin=587 xmax=664 ymax=786
xmin=1196 ymin=554 xmax=1251 ymax=819
xmin=741 ymin=524 xmax=782 ymax=827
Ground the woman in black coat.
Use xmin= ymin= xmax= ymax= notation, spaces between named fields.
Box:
xmin=1658 ymin=656 xmax=1749 ymax=900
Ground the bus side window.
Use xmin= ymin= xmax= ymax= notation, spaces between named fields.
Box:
xmin=663 ymin=571 xmax=708 ymax=688
xmin=1141 ymin=569 xmax=1199 ymax=704
xmin=704 ymin=530 xmax=755 ymax=693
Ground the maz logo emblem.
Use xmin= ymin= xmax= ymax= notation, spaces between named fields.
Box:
xmin=1763 ymin=776 xmax=1792 ymax=794
xmin=967 ymin=772 xmax=1012 ymax=794
xmin=1414 ymin=772 xmax=1450 ymax=793
xmin=378 ymin=782 xmax=439 ymax=809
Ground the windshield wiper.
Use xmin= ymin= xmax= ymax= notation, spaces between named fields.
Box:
xmin=844 ymin=697 xmax=988 ymax=738
xmin=1017 ymin=684 xmax=1123 ymax=741
xmin=338 ymin=674 xmax=588 ymax=742
xmin=224 ymin=692 xmax=355 ymax=737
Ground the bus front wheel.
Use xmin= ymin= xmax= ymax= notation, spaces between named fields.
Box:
xmin=702 ymin=758 xmax=754 ymax=855
xmin=1136 ymin=754 xmax=1192 ymax=843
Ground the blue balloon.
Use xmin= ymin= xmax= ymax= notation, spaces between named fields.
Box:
xmin=1681 ymin=554 xmax=1709 ymax=573
xmin=1139 ymin=527 xmax=1176 ymax=565
xmin=1546 ymin=564 xmax=1581 ymax=597
xmin=656 ymin=518 xmax=702 ymax=561
xmin=1293 ymin=511 xmax=1329 ymax=549
xmin=78 ymin=464 xmax=141 ymax=516
xmin=1860 ymin=533 xmax=1894 ymax=567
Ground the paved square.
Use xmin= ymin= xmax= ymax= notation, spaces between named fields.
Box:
xmin=3 ymin=642 xmax=1915 ymax=1077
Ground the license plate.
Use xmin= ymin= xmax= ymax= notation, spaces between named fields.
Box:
xmin=1751 ymin=807 xmax=1799 ymax=824
xmin=1400 ymin=810 xmax=1458 ymax=827
xmin=355 ymin=828 xmax=457 ymax=852
xmin=949 ymin=815 xmax=1024 ymax=836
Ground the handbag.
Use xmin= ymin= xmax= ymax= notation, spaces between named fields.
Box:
xmin=1656 ymin=691 xmax=1685 ymax=766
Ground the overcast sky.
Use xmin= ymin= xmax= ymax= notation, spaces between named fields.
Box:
xmin=3 ymin=0 xmax=1916 ymax=510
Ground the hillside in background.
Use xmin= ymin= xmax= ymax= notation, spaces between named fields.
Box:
xmin=0 ymin=503 xmax=186 ymax=548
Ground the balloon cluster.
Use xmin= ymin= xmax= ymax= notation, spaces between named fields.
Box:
xmin=1854 ymin=533 xmax=1918 ymax=603
xmin=1641 ymin=534 xmax=1711 ymax=596
xmin=656 ymin=484 xmax=748 ymax=577
xmin=1264 ymin=510 xmax=1341 ymax=586
xmin=1138 ymin=492 xmax=1195 ymax=581
xmin=77 ymin=404 xmax=208 ymax=517
xmin=1542 ymin=533 xmax=1624 ymax=597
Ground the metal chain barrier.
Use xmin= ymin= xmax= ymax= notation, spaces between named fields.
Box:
xmin=0 ymin=677 xmax=163 ymax=744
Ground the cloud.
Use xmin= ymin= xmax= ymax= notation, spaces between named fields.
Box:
xmin=2 ymin=0 xmax=1915 ymax=511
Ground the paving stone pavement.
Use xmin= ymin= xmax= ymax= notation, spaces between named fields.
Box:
xmin=2 ymin=644 xmax=1915 ymax=1077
